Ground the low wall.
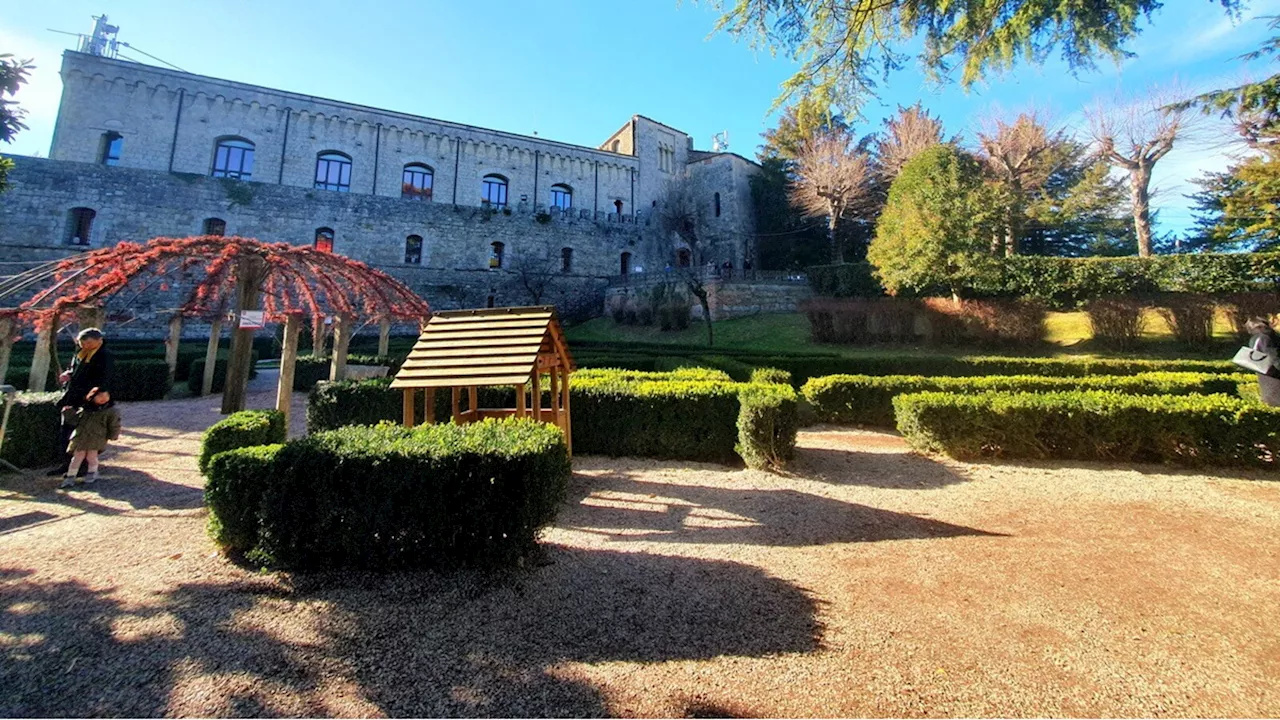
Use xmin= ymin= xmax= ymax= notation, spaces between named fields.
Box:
xmin=605 ymin=278 xmax=811 ymax=321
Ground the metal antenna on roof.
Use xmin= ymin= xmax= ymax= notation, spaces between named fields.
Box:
xmin=712 ymin=131 xmax=730 ymax=152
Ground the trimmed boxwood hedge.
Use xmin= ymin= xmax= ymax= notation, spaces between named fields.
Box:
xmin=112 ymin=359 xmax=173 ymax=401
xmin=198 ymin=409 xmax=286 ymax=474
xmin=1 ymin=392 xmax=61 ymax=468
xmin=307 ymin=378 xmax=521 ymax=432
xmin=291 ymin=354 xmax=402 ymax=391
xmin=803 ymin=372 xmax=1243 ymax=426
xmin=187 ymin=351 xmax=259 ymax=395
xmin=737 ymin=383 xmax=799 ymax=470
xmin=205 ymin=418 xmax=571 ymax=569
xmin=894 ymin=390 xmax=1280 ymax=468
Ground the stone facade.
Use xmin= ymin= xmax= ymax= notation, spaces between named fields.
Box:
xmin=1 ymin=50 xmax=763 ymax=335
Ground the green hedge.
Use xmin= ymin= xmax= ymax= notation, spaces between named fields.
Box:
xmin=894 ymin=390 xmax=1280 ymax=468
xmin=205 ymin=419 xmax=570 ymax=569
xmin=804 ymin=372 xmax=1242 ymax=426
xmin=750 ymin=367 xmax=793 ymax=385
xmin=736 ymin=383 xmax=799 ymax=470
xmin=187 ymin=351 xmax=259 ymax=395
xmin=112 ymin=359 xmax=173 ymax=401
xmin=306 ymin=378 xmax=518 ymax=432
xmin=0 ymin=392 xmax=61 ymax=468
xmin=198 ymin=409 xmax=287 ymax=474
xmin=291 ymin=354 xmax=402 ymax=391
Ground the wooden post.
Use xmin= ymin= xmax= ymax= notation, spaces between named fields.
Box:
xmin=425 ymin=388 xmax=436 ymax=424
xmin=329 ymin=314 xmax=352 ymax=381
xmin=516 ymin=382 xmax=527 ymax=418
xmin=164 ymin=315 xmax=183 ymax=386
xmin=312 ymin=315 xmax=328 ymax=359
xmin=27 ymin=315 xmax=55 ymax=393
xmin=451 ymin=387 xmax=460 ymax=422
xmin=221 ymin=255 xmax=268 ymax=414
xmin=0 ymin=315 xmax=15 ymax=388
xmin=468 ymin=386 xmax=478 ymax=416
xmin=201 ymin=316 xmax=222 ymax=397
xmin=378 ymin=316 xmax=391 ymax=357
xmin=532 ymin=368 xmax=542 ymax=422
xmin=562 ymin=368 xmax=572 ymax=457
xmin=403 ymin=388 xmax=415 ymax=427
xmin=276 ymin=314 xmax=302 ymax=423
xmin=549 ymin=364 xmax=560 ymax=427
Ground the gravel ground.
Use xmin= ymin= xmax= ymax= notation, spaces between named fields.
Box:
xmin=2 ymin=388 xmax=1279 ymax=717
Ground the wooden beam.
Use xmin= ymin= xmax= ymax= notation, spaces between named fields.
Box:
xmin=201 ymin=316 xmax=222 ymax=397
xmin=378 ymin=316 xmax=391 ymax=357
xmin=27 ymin=316 xmax=54 ymax=393
xmin=451 ymin=386 xmax=460 ymax=422
xmin=516 ymin=382 xmax=527 ymax=417
xmin=221 ymin=254 xmax=268 ymax=414
xmin=562 ymin=367 xmax=572 ymax=457
xmin=164 ymin=315 xmax=183 ymax=386
xmin=277 ymin=314 xmax=302 ymax=425
xmin=549 ymin=363 xmax=560 ymax=422
xmin=312 ymin=315 xmax=328 ymax=359
xmin=403 ymin=388 xmax=415 ymax=427
xmin=329 ymin=314 xmax=352 ymax=381
xmin=468 ymin=386 xmax=478 ymax=414
xmin=532 ymin=369 xmax=542 ymax=421
xmin=425 ymin=387 xmax=436 ymax=424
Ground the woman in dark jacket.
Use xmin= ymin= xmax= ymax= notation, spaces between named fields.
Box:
xmin=1246 ymin=318 xmax=1280 ymax=406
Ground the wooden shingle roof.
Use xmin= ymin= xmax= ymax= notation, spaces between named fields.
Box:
xmin=390 ymin=306 xmax=575 ymax=389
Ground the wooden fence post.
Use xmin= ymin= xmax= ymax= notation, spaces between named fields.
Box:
xmin=0 ymin=315 xmax=15 ymax=387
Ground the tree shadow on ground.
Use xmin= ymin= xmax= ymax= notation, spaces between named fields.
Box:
xmin=0 ymin=466 xmax=203 ymax=513
xmin=0 ymin=547 xmax=820 ymax=717
xmin=562 ymin=469 xmax=1001 ymax=547
xmin=789 ymin=446 xmax=970 ymax=489
xmin=969 ymin=455 xmax=1280 ymax=482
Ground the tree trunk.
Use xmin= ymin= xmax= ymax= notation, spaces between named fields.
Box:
xmin=202 ymin=317 xmax=222 ymax=396
xmin=221 ymin=255 xmax=268 ymax=414
xmin=276 ymin=314 xmax=301 ymax=428
xmin=27 ymin=316 xmax=55 ymax=393
xmin=0 ymin=315 xmax=14 ymax=387
xmin=692 ymin=286 xmax=713 ymax=346
xmin=377 ymin=317 xmax=391 ymax=357
xmin=828 ymin=213 xmax=842 ymax=264
xmin=1131 ymin=165 xmax=1154 ymax=257
xmin=164 ymin=315 xmax=183 ymax=386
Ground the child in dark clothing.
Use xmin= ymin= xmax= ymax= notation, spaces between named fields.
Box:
xmin=60 ymin=387 xmax=122 ymax=488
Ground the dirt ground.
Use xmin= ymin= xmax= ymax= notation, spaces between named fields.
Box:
xmin=2 ymin=386 xmax=1280 ymax=718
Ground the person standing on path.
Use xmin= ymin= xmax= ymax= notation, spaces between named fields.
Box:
xmin=49 ymin=328 xmax=114 ymax=476
xmin=60 ymin=387 xmax=121 ymax=488
xmin=1246 ymin=318 xmax=1280 ymax=407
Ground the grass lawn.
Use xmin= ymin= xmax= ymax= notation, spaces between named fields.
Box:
xmin=568 ymin=311 xmax=1244 ymax=360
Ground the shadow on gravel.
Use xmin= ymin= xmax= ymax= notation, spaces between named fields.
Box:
xmin=0 ymin=467 xmax=203 ymax=514
xmin=567 ymin=471 xmax=1001 ymax=547
xmin=0 ymin=547 xmax=820 ymax=717
xmin=790 ymin=447 xmax=970 ymax=489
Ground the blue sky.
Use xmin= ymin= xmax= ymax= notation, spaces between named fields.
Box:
xmin=4 ymin=0 xmax=1280 ymax=233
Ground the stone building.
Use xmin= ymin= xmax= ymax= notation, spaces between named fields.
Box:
xmin=0 ymin=49 xmax=760 ymax=325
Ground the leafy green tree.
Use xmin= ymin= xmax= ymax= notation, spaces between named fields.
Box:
xmin=760 ymin=98 xmax=850 ymax=162
xmin=750 ymin=156 xmax=833 ymax=269
xmin=867 ymin=145 xmax=1000 ymax=300
xmin=0 ymin=54 xmax=34 ymax=193
xmin=1021 ymin=147 xmax=1134 ymax=256
xmin=1187 ymin=147 xmax=1280 ymax=251
xmin=1181 ymin=16 xmax=1280 ymax=133
xmin=707 ymin=0 xmax=1242 ymax=114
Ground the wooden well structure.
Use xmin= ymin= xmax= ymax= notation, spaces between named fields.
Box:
xmin=390 ymin=306 xmax=575 ymax=453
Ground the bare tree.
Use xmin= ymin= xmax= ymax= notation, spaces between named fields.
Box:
xmin=976 ymin=111 xmax=1070 ymax=256
xmin=1089 ymin=86 xmax=1196 ymax=256
xmin=876 ymin=103 xmax=950 ymax=180
xmin=790 ymin=129 xmax=875 ymax=263
xmin=658 ymin=176 xmax=716 ymax=346
xmin=508 ymin=240 xmax=564 ymax=305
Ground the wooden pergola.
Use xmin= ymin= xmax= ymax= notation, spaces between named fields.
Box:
xmin=390 ymin=306 xmax=575 ymax=454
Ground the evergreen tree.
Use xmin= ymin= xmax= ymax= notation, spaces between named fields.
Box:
xmin=0 ymin=54 xmax=34 ymax=193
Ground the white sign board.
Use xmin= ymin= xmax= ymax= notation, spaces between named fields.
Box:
xmin=239 ymin=310 xmax=265 ymax=329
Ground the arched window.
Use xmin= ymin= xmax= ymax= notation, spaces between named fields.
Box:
xmin=714 ymin=192 xmax=721 ymax=217
xmin=404 ymin=235 xmax=423 ymax=264
xmin=100 ymin=132 xmax=123 ymax=166
xmin=211 ymin=137 xmax=254 ymax=179
xmin=611 ymin=140 xmax=621 ymax=153
xmin=677 ymin=248 xmax=691 ymax=268
xmin=481 ymin=174 xmax=508 ymax=208
xmin=314 ymin=227 xmax=334 ymax=253
xmin=550 ymin=184 xmax=572 ymax=210
xmin=202 ymin=218 xmax=226 ymax=236
xmin=66 ymin=207 xmax=96 ymax=246
xmin=620 ymin=251 xmax=632 ymax=276
xmin=489 ymin=241 xmax=505 ymax=269
xmin=561 ymin=247 xmax=573 ymax=273
xmin=402 ymin=163 xmax=434 ymax=200
xmin=315 ymin=152 xmax=352 ymax=192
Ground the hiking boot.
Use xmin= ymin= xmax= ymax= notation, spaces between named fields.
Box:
xmin=59 ymin=476 xmax=76 ymax=489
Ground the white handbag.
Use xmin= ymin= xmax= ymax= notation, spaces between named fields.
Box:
xmin=1233 ymin=345 xmax=1277 ymax=374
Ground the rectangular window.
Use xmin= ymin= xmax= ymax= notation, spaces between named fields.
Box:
xmin=402 ymin=167 xmax=434 ymax=200
xmin=315 ymin=155 xmax=352 ymax=192
xmin=101 ymin=133 xmax=123 ymax=166
xmin=482 ymin=179 xmax=508 ymax=208
xmin=658 ymin=146 xmax=675 ymax=173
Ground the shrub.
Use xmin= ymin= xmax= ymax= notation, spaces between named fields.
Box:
xmin=205 ymin=443 xmax=283 ymax=551
xmin=198 ymin=409 xmax=287 ymax=474
xmin=306 ymin=378 xmax=521 ymax=432
xmin=800 ymin=297 xmax=919 ymax=344
xmin=1086 ymin=296 xmax=1148 ymax=349
xmin=0 ymin=392 xmax=61 ymax=468
xmin=205 ymin=419 xmax=570 ymax=569
xmin=894 ymin=390 xmax=1280 ymax=468
xmin=695 ymin=355 xmax=754 ymax=382
xmin=806 ymin=262 xmax=884 ymax=298
xmin=1219 ymin=292 xmax=1278 ymax=340
xmin=750 ymin=367 xmax=792 ymax=385
xmin=803 ymin=372 xmax=1241 ymax=426
xmin=293 ymin=353 xmax=399 ymax=392
xmin=920 ymin=298 xmax=1045 ymax=346
xmin=736 ymin=383 xmax=799 ymax=470
xmin=187 ymin=351 xmax=260 ymax=395
xmin=571 ymin=374 xmax=743 ymax=463
xmin=112 ymin=359 xmax=173 ymax=401
xmin=1155 ymin=293 xmax=1217 ymax=347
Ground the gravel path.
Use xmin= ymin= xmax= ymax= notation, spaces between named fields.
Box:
xmin=2 ymin=390 xmax=1279 ymax=717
